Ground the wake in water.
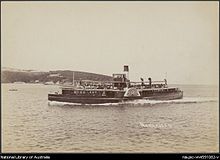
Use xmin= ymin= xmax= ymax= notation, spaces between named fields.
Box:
xmin=48 ymin=97 xmax=218 ymax=107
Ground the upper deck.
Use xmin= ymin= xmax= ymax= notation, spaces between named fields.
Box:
xmin=61 ymin=78 xmax=168 ymax=91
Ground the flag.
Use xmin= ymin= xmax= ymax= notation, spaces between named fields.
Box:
xmin=124 ymin=65 xmax=129 ymax=72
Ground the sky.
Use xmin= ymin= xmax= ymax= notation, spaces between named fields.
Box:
xmin=1 ymin=2 xmax=219 ymax=85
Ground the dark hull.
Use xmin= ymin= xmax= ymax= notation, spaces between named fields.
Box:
xmin=48 ymin=91 xmax=183 ymax=104
xmin=144 ymin=91 xmax=183 ymax=100
xmin=48 ymin=94 xmax=122 ymax=104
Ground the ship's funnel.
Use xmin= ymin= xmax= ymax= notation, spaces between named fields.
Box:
xmin=124 ymin=65 xmax=129 ymax=72
xmin=148 ymin=77 xmax=152 ymax=88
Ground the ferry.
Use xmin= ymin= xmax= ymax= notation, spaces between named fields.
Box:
xmin=48 ymin=66 xmax=183 ymax=104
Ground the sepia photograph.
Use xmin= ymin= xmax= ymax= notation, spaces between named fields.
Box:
xmin=1 ymin=1 xmax=219 ymax=154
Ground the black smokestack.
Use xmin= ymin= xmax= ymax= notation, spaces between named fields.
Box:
xmin=148 ymin=77 xmax=152 ymax=88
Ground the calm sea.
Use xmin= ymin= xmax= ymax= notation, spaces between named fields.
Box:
xmin=2 ymin=84 xmax=219 ymax=153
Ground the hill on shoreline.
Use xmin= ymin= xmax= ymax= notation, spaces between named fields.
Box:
xmin=1 ymin=67 xmax=113 ymax=83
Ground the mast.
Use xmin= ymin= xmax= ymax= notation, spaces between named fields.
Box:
xmin=72 ymin=71 xmax=75 ymax=86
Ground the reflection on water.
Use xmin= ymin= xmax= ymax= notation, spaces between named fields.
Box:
xmin=2 ymin=84 xmax=219 ymax=152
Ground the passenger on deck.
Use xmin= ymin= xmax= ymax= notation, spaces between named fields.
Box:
xmin=164 ymin=79 xmax=167 ymax=85
xmin=164 ymin=79 xmax=168 ymax=87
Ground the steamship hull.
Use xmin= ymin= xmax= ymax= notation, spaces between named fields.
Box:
xmin=143 ymin=91 xmax=183 ymax=100
xmin=48 ymin=90 xmax=183 ymax=104
xmin=48 ymin=94 xmax=141 ymax=104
